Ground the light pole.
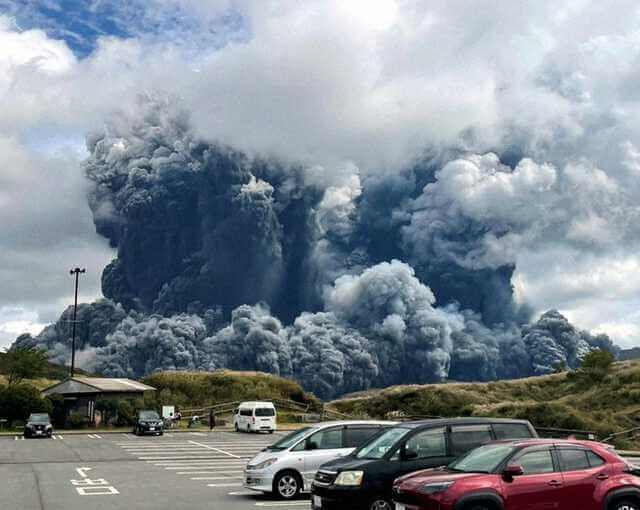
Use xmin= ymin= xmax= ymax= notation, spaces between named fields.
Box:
xmin=69 ymin=268 xmax=86 ymax=378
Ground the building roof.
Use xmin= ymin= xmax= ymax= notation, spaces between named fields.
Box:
xmin=42 ymin=377 xmax=156 ymax=396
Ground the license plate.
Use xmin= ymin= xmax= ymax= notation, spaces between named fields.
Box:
xmin=395 ymin=505 xmax=406 ymax=510
xmin=313 ymin=496 xmax=322 ymax=508
xmin=36 ymin=431 xmax=42 ymax=435
xmin=149 ymin=427 xmax=155 ymax=431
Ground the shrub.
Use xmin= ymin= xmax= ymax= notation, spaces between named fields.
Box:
xmin=0 ymin=384 xmax=51 ymax=426
xmin=67 ymin=412 xmax=87 ymax=429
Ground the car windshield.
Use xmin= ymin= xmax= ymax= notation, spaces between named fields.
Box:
xmin=448 ymin=443 xmax=517 ymax=473
xmin=29 ymin=414 xmax=49 ymax=423
xmin=255 ymin=408 xmax=275 ymax=417
xmin=139 ymin=411 xmax=160 ymax=420
xmin=267 ymin=427 xmax=317 ymax=451
xmin=354 ymin=426 xmax=409 ymax=459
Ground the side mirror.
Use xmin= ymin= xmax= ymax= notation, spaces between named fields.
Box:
xmin=402 ymin=449 xmax=419 ymax=461
xmin=503 ymin=464 xmax=524 ymax=478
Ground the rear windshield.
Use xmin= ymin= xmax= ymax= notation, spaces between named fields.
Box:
xmin=355 ymin=427 xmax=410 ymax=459
xmin=255 ymin=408 xmax=275 ymax=417
xmin=139 ymin=411 xmax=160 ymax=420
xmin=267 ymin=427 xmax=317 ymax=451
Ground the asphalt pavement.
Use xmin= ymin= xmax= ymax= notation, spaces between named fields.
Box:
xmin=0 ymin=430 xmax=309 ymax=510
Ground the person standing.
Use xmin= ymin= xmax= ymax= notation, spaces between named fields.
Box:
xmin=209 ymin=409 xmax=216 ymax=431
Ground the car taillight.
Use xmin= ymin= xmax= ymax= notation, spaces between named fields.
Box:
xmin=252 ymin=417 xmax=256 ymax=424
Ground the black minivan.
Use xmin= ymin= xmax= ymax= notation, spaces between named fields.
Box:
xmin=311 ymin=417 xmax=538 ymax=510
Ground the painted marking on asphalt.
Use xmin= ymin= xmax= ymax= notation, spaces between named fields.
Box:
xmin=188 ymin=440 xmax=242 ymax=459
xmin=87 ymin=434 xmax=103 ymax=439
xmin=228 ymin=491 xmax=256 ymax=496
xmin=207 ymin=482 xmax=242 ymax=487
xmin=189 ymin=432 xmax=207 ymax=436
xmin=71 ymin=466 xmax=120 ymax=496
xmin=165 ymin=464 xmax=245 ymax=470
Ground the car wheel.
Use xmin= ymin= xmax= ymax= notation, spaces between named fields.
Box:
xmin=611 ymin=500 xmax=640 ymax=510
xmin=369 ymin=499 xmax=393 ymax=510
xmin=274 ymin=471 xmax=301 ymax=500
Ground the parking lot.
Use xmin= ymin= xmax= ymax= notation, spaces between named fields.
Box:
xmin=0 ymin=430 xmax=310 ymax=510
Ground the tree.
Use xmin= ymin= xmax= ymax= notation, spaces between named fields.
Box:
xmin=95 ymin=398 xmax=119 ymax=426
xmin=0 ymin=384 xmax=51 ymax=427
xmin=578 ymin=349 xmax=615 ymax=382
xmin=3 ymin=346 xmax=49 ymax=386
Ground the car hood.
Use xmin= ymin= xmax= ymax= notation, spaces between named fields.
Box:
xmin=319 ymin=455 xmax=377 ymax=472
xmin=395 ymin=468 xmax=487 ymax=488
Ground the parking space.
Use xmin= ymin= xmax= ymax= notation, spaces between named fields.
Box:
xmin=0 ymin=431 xmax=312 ymax=510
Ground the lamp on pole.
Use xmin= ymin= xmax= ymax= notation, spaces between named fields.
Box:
xmin=69 ymin=268 xmax=86 ymax=378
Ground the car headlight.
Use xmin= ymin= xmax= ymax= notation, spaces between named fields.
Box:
xmin=334 ymin=471 xmax=364 ymax=486
xmin=46 ymin=425 xmax=52 ymax=429
xmin=251 ymin=458 xmax=277 ymax=470
xmin=420 ymin=481 xmax=454 ymax=494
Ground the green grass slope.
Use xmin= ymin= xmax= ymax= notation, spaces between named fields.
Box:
xmin=142 ymin=370 xmax=320 ymax=410
xmin=328 ymin=361 xmax=640 ymax=443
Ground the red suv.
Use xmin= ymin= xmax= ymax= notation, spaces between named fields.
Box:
xmin=392 ymin=439 xmax=640 ymax=510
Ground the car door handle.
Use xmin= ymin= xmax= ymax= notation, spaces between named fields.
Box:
xmin=596 ymin=474 xmax=609 ymax=480
xmin=548 ymin=480 xmax=563 ymax=487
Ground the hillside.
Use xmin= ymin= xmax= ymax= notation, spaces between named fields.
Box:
xmin=328 ymin=361 xmax=640 ymax=444
xmin=141 ymin=370 xmax=320 ymax=410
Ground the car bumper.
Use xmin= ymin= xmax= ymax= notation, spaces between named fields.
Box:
xmin=311 ymin=484 xmax=368 ymax=510
xmin=243 ymin=469 xmax=274 ymax=493
xmin=138 ymin=426 xmax=163 ymax=434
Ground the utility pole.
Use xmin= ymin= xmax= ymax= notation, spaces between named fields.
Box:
xmin=69 ymin=268 xmax=86 ymax=378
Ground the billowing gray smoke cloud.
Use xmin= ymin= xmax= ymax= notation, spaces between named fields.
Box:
xmin=14 ymin=99 xmax=618 ymax=399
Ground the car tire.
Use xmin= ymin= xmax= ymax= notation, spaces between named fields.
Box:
xmin=611 ymin=500 xmax=640 ymax=510
xmin=274 ymin=471 xmax=302 ymax=500
xmin=369 ymin=498 xmax=393 ymax=510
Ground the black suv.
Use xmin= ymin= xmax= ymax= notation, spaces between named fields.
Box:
xmin=24 ymin=413 xmax=53 ymax=438
xmin=311 ymin=417 xmax=538 ymax=510
xmin=133 ymin=410 xmax=164 ymax=436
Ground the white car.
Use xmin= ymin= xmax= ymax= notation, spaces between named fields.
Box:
xmin=234 ymin=401 xmax=277 ymax=433
xmin=244 ymin=421 xmax=395 ymax=499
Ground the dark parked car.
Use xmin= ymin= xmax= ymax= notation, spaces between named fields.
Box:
xmin=133 ymin=410 xmax=164 ymax=436
xmin=392 ymin=438 xmax=640 ymax=510
xmin=311 ymin=417 xmax=538 ymax=510
xmin=24 ymin=413 xmax=53 ymax=438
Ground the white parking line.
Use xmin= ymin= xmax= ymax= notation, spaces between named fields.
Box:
xmin=207 ymin=483 xmax=242 ymax=487
xmin=188 ymin=440 xmax=242 ymax=459
xmin=165 ymin=464 xmax=245 ymax=470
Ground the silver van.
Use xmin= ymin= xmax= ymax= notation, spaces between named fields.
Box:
xmin=244 ymin=420 xmax=395 ymax=499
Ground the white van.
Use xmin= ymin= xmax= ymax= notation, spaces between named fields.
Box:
xmin=234 ymin=401 xmax=277 ymax=433
xmin=244 ymin=421 xmax=396 ymax=499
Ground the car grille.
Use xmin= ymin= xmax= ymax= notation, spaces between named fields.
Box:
xmin=314 ymin=470 xmax=337 ymax=486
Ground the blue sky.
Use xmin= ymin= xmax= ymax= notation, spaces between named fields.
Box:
xmin=0 ymin=0 xmax=246 ymax=57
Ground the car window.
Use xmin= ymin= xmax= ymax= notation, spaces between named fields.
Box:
xmin=308 ymin=428 xmax=343 ymax=450
xmin=516 ymin=449 xmax=555 ymax=474
xmin=587 ymin=451 xmax=606 ymax=467
xmin=344 ymin=427 xmax=382 ymax=448
xmin=240 ymin=409 xmax=252 ymax=416
xmin=355 ymin=427 xmax=409 ymax=459
xmin=559 ymin=449 xmax=590 ymax=471
xmin=493 ymin=423 xmax=533 ymax=440
xmin=255 ymin=408 xmax=275 ymax=417
xmin=450 ymin=425 xmax=492 ymax=456
xmin=404 ymin=427 xmax=447 ymax=459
